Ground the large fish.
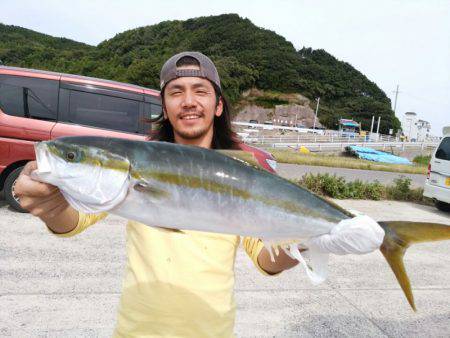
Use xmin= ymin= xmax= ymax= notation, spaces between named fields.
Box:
xmin=32 ymin=136 xmax=450 ymax=311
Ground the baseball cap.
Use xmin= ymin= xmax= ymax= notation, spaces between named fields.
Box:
xmin=160 ymin=51 xmax=221 ymax=92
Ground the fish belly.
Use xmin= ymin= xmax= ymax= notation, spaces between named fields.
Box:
xmin=112 ymin=178 xmax=336 ymax=241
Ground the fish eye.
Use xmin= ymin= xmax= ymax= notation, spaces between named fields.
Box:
xmin=66 ymin=152 xmax=76 ymax=161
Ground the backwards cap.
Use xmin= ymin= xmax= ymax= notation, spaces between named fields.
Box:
xmin=160 ymin=51 xmax=221 ymax=92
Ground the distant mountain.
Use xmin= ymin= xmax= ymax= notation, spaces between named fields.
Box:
xmin=0 ymin=15 xmax=399 ymax=132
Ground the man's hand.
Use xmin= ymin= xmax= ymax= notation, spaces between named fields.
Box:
xmin=15 ymin=161 xmax=67 ymax=218
xmin=15 ymin=161 xmax=78 ymax=233
xmin=306 ymin=215 xmax=385 ymax=255
xmin=257 ymin=246 xmax=299 ymax=275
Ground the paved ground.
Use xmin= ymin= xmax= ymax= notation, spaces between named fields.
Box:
xmin=1 ymin=195 xmax=449 ymax=337
xmin=277 ymin=163 xmax=426 ymax=188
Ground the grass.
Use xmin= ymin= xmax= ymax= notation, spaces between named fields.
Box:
xmin=413 ymin=155 xmax=431 ymax=166
xmin=296 ymin=174 xmax=432 ymax=204
xmin=270 ymin=149 xmax=427 ymax=175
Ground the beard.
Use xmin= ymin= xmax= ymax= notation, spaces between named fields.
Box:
xmin=173 ymin=118 xmax=214 ymax=140
xmin=170 ymin=108 xmax=216 ymax=141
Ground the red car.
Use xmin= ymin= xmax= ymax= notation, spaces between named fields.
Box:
xmin=0 ymin=66 xmax=276 ymax=211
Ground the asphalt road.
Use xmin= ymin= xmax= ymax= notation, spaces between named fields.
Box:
xmin=277 ymin=163 xmax=426 ymax=188
xmin=0 ymin=196 xmax=449 ymax=337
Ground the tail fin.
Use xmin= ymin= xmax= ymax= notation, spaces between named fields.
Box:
xmin=378 ymin=221 xmax=450 ymax=311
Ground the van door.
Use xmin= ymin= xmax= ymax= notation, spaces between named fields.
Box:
xmin=0 ymin=75 xmax=58 ymax=141
xmin=429 ymin=137 xmax=450 ymax=189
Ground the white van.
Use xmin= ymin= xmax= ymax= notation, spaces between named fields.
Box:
xmin=424 ymin=126 xmax=450 ymax=211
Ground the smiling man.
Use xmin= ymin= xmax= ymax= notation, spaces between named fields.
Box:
xmin=155 ymin=52 xmax=239 ymax=150
xmin=160 ymin=61 xmax=221 ymax=146
xmin=14 ymin=51 xmax=298 ymax=338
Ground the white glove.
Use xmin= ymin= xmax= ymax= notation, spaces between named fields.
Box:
xmin=306 ymin=215 xmax=385 ymax=255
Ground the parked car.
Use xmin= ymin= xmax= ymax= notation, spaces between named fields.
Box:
xmin=0 ymin=66 xmax=276 ymax=211
xmin=423 ymin=126 xmax=450 ymax=211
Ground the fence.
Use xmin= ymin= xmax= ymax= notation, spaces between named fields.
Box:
xmin=233 ymin=122 xmax=439 ymax=151
xmin=241 ymin=134 xmax=401 ymax=144
xmin=254 ymin=140 xmax=438 ymax=151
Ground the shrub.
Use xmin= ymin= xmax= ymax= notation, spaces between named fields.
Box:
xmin=296 ymin=173 xmax=429 ymax=204
xmin=413 ymin=155 xmax=431 ymax=166
xmin=299 ymin=173 xmax=348 ymax=198
xmin=364 ymin=181 xmax=384 ymax=200
xmin=347 ymin=180 xmax=383 ymax=200
xmin=384 ymin=177 xmax=426 ymax=203
xmin=386 ymin=177 xmax=412 ymax=200
xmin=253 ymin=97 xmax=289 ymax=108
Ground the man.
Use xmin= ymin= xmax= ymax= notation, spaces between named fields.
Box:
xmin=15 ymin=52 xmax=299 ymax=337
xmin=16 ymin=51 xmax=384 ymax=337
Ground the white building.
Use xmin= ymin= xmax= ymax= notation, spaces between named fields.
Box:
xmin=416 ymin=119 xmax=431 ymax=142
xmin=401 ymin=112 xmax=431 ymax=141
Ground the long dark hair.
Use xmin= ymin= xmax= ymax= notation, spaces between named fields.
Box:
xmin=151 ymin=84 xmax=240 ymax=150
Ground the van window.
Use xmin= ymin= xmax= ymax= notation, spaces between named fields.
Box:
xmin=0 ymin=75 xmax=58 ymax=120
xmin=144 ymin=102 xmax=162 ymax=120
xmin=68 ymin=90 xmax=140 ymax=133
xmin=142 ymin=102 xmax=162 ymax=134
xmin=435 ymin=137 xmax=450 ymax=161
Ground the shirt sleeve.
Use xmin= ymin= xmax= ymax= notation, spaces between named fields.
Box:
xmin=47 ymin=212 xmax=108 ymax=238
xmin=242 ymin=236 xmax=279 ymax=276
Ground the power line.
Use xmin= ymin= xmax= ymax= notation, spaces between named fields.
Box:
xmin=401 ymin=92 xmax=446 ymax=106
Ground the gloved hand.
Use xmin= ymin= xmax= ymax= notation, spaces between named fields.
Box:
xmin=305 ymin=215 xmax=385 ymax=255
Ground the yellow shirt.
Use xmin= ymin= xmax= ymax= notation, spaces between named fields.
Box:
xmin=55 ymin=212 xmax=268 ymax=338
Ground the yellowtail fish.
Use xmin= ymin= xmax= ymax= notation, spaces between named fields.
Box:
xmin=32 ymin=136 xmax=450 ymax=311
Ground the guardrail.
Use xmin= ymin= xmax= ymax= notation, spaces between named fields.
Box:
xmin=234 ymin=123 xmax=402 ymax=143
xmin=233 ymin=121 xmax=325 ymax=134
xmin=250 ymin=141 xmax=439 ymax=151
xmin=241 ymin=135 xmax=399 ymax=144
xmin=233 ymin=122 xmax=439 ymax=150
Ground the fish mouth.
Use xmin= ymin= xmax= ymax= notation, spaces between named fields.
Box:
xmin=32 ymin=140 xmax=131 ymax=213
xmin=33 ymin=142 xmax=53 ymax=177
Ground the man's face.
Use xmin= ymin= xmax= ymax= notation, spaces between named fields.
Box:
xmin=162 ymin=67 xmax=223 ymax=146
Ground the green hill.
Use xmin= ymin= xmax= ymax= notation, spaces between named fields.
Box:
xmin=0 ymin=23 xmax=94 ymax=71
xmin=0 ymin=14 xmax=400 ymax=133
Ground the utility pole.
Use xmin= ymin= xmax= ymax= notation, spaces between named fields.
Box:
xmin=313 ymin=97 xmax=320 ymax=131
xmin=392 ymin=85 xmax=400 ymax=114
xmin=376 ymin=116 xmax=381 ymax=137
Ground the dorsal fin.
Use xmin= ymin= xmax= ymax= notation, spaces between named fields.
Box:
xmin=217 ymin=150 xmax=262 ymax=169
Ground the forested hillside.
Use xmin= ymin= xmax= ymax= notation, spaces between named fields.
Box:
xmin=0 ymin=15 xmax=400 ymax=132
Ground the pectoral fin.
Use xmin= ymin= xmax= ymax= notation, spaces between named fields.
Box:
xmin=133 ymin=182 xmax=182 ymax=233
xmin=133 ymin=182 xmax=170 ymax=199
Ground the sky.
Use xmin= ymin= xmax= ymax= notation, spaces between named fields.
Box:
xmin=1 ymin=0 xmax=449 ymax=135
